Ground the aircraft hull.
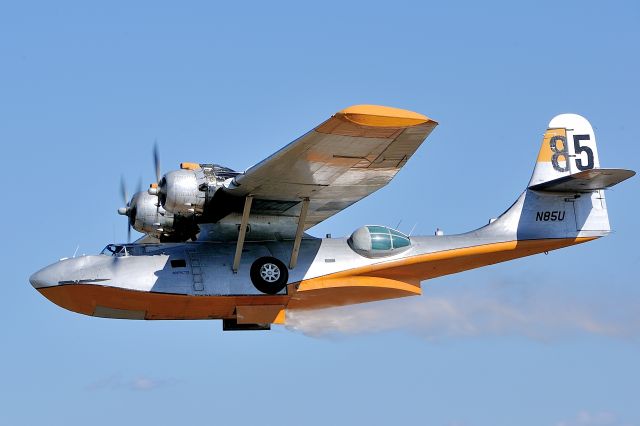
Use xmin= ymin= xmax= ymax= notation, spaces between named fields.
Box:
xmin=31 ymin=235 xmax=592 ymax=323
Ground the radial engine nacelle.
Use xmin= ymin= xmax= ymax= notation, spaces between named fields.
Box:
xmin=149 ymin=163 xmax=240 ymax=218
xmin=118 ymin=190 xmax=174 ymax=237
xmin=118 ymin=190 xmax=197 ymax=241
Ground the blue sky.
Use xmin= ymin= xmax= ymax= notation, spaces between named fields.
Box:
xmin=1 ymin=1 xmax=639 ymax=425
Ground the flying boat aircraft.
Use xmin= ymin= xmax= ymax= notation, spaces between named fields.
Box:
xmin=29 ymin=105 xmax=635 ymax=330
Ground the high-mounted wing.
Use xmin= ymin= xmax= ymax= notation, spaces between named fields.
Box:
xmin=224 ymin=105 xmax=438 ymax=229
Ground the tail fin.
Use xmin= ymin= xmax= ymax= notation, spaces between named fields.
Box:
xmin=497 ymin=114 xmax=634 ymax=240
xmin=528 ymin=113 xmax=633 ymax=194
xmin=529 ymin=114 xmax=601 ymax=187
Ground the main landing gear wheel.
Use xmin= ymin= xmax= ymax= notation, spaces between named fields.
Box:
xmin=250 ymin=257 xmax=288 ymax=295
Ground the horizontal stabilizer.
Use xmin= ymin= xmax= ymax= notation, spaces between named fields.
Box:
xmin=529 ymin=168 xmax=635 ymax=192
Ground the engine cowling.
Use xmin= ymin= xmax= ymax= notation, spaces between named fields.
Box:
xmin=119 ymin=190 xmax=198 ymax=241
xmin=159 ymin=169 xmax=204 ymax=215
xmin=152 ymin=163 xmax=239 ymax=218
xmin=134 ymin=191 xmax=174 ymax=236
xmin=119 ymin=191 xmax=173 ymax=237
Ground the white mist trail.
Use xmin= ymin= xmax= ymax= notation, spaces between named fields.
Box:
xmin=286 ymin=278 xmax=640 ymax=341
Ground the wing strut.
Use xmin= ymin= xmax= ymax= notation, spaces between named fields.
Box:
xmin=289 ymin=198 xmax=310 ymax=270
xmin=232 ymin=195 xmax=253 ymax=273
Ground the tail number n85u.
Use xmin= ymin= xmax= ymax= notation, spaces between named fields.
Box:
xmin=536 ymin=210 xmax=565 ymax=221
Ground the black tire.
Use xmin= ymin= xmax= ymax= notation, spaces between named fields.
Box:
xmin=250 ymin=256 xmax=288 ymax=295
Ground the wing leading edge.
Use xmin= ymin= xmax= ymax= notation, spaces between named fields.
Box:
xmin=224 ymin=105 xmax=438 ymax=229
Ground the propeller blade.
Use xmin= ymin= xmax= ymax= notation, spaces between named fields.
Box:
xmin=127 ymin=222 xmax=131 ymax=243
xmin=120 ymin=175 xmax=129 ymax=206
xmin=153 ymin=142 xmax=161 ymax=184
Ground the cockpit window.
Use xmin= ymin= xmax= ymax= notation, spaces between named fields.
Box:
xmin=101 ymin=244 xmax=128 ymax=257
xmin=392 ymin=235 xmax=410 ymax=248
xmin=366 ymin=226 xmax=410 ymax=250
xmin=349 ymin=225 xmax=412 ymax=258
xmin=389 ymin=228 xmax=407 ymax=237
xmin=370 ymin=233 xmax=392 ymax=250
xmin=366 ymin=225 xmax=391 ymax=234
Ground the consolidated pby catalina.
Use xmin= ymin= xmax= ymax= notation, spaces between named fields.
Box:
xmin=30 ymin=105 xmax=635 ymax=330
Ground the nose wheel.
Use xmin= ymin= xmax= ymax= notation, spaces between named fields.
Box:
xmin=250 ymin=257 xmax=288 ymax=295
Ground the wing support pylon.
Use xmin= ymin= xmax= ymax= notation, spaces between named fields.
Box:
xmin=232 ymin=195 xmax=253 ymax=273
xmin=289 ymin=198 xmax=310 ymax=270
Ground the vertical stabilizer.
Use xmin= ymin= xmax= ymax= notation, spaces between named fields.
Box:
xmin=529 ymin=114 xmax=600 ymax=187
xmin=498 ymin=114 xmax=635 ymax=240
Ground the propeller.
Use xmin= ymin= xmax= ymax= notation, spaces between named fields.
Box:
xmin=149 ymin=142 xmax=163 ymax=202
xmin=120 ymin=175 xmax=129 ymax=209
xmin=117 ymin=176 xmax=142 ymax=243
xmin=151 ymin=142 xmax=164 ymax=213
xmin=118 ymin=176 xmax=132 ymax=242
xmin=117 ymin=143 xmax=163 ymax=243
xmin=153 ymin=141 xmax=161 ymax=185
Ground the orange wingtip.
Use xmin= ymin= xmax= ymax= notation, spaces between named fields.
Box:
xmin=337 ymin=104 xmax=435 ymax=127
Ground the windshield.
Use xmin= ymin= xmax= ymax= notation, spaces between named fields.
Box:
xmin=100 ymin=244 xmax=128 ymax=256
